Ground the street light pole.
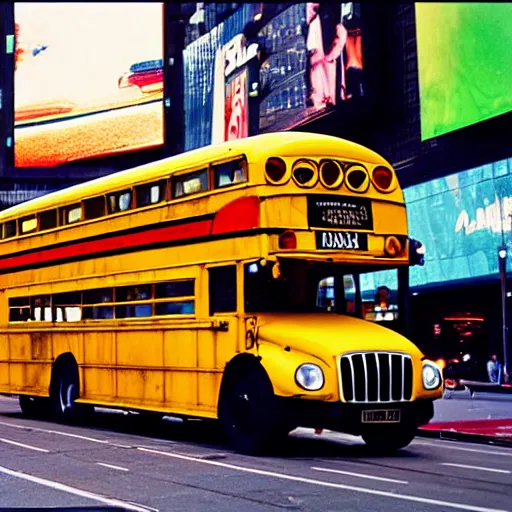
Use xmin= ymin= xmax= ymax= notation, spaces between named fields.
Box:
xmin=498 ymin=246 xmax=508 ymax=378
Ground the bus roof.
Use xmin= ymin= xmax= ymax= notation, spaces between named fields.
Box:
xmin=0 ymin=132 xmax=391 ymax=220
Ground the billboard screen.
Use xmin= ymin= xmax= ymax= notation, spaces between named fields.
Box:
xmin=14 ymin=3 xmax=164 ymax=168
xmin=416 ymin=3 xmax=512 ymax=141
xmin=406 ymin=158 xmax=512 ymax=287
xmin=259 ymin=2 xmax=363 ymax=133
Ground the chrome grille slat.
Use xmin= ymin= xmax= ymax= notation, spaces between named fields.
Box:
xmin=375 ymin=352 xmax=380 ymax=402
xmin=339 ymin=352 xmax=413 ymax=404
xmin=348 ymin=355 xmax=356 ymax=401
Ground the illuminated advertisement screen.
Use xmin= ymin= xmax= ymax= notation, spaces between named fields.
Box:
xmin=361 ymin=158 xmax=512 ymax=295
xmin=416 ymin=3 xmax=512 ymax=141
xmin=14 ymin=3 xmax=164 ymax=168
xmin=259 ymin=2 xmax=363 ymax=133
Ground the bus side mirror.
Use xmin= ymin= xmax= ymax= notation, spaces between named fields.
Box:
xmin=409 ymin=238 xmax=425 ymax=266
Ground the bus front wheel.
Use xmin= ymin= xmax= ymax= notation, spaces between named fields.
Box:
xmin=218 ymin=358 xmax=288 ymax=455
xmin=362 ymin=427 xmax=417 ymax=453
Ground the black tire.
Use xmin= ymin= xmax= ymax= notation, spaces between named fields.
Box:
xmin=50 ymin=362 xmax=83 ymax=423
xmin=362 ymin=427 xmax=417 ymax=453
xmin=218 ymin=358 xmax=289 ymax=455
xmin=19 ymin=395 xmax=49 ymax=418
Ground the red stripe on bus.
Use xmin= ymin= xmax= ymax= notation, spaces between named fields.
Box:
xmin=0 ymin=218 xmax=213 ymax=271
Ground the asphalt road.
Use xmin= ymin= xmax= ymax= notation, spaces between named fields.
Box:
xmin=0 ymin=395 xmax=511 ymax=512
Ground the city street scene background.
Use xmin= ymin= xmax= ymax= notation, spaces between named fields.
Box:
xmin=0 ymin=3 xmax=510 ymax=511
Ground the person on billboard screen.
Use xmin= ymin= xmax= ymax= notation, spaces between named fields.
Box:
xmin=306 ymin=3 xmax=346 ymax=109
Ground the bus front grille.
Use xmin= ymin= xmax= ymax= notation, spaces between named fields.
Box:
xmin=340 ymin=352 xmax=413 ymax=403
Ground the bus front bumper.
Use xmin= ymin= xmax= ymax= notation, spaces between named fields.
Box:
xmin=277 ymin=397 xmax=435 ymax=435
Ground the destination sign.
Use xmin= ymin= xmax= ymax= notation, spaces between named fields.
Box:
xmin=308 ymin=195 xmax=373 ymax=230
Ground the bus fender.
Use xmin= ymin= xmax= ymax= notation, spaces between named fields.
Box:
xmin=256 ymin=343 xmax=337 ymax=399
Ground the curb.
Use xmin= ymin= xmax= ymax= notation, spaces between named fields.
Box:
xmin=417 ymin=428 xmax=512 ymax=448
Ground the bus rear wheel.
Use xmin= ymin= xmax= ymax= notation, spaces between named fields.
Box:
xmin=218 ymin=358 xmax=288 ymax=455
xmin=50 ymin=362 xmax=84 ymax=423
xmin=362 ymin=427 xmax=417 ymax=453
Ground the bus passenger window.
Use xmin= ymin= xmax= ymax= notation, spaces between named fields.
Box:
xmin=208 ymin=266 xmax=237 ymax=315
xmin=20 ymin=216 xmax=37 ymax=234
xmin=154 ymin=280 xmax=195 ymax=316
xmin=9 ymin=297 xmax=30 ymax=322
xmin=155 ymin=301 xmax=194 ymax=315
xmin=4 ymin=220 xmax=17 ymax=238
xmin=84 ymin=196 xmax=106 ymax=220
xmin=108 ymin=190 xmax=132 ymax=214
xmin=83 ymin=288 xmax=113 ymax=320
xmin=53 ymin=292 xmax=82 ymax=322
xmin=213 ymin=159 xmax=247 ymax=188
xmin=172 ymin=169 xmax=208 ymax=198
xmin=136 ymin=181 xmax=165 ymax=207
xmin=32 ymin=296 xmax=52 ymax=322
xmin=39 ymin=209 xmax=58 ymax=231
xmin=115 ymin=285 xmax=152 ymax=318
xmin=65 ymin=205 xmax=82 ymax=224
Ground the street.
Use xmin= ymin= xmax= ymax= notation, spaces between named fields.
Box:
xmin=0 ymin=396 xmax=511 ymax=512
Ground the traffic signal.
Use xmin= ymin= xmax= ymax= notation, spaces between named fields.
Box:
xmin=409 ymin=238 xmax=425 ymax=266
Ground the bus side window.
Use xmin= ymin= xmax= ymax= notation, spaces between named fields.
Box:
xmin=62 ymin=204 xmax=83 ymax=225
xmin=3 ymin=220 xmax=17 ymax=238
xmin=31 ymin=296 xmax=52 ymax=322
xmin=8 ymin=297 xmax=30 ymax=322
xmin=53 ymin=291 xmax=82 ymax=322
xmin=172 ymin=169 xmax=208 ymax=198
xmin=107 ymin=190 xmax=132 ymax=214
xmin=83 ymin=288 xmax=113 ymax=320
xmin=136 ymin=181 xmax=165 ymax=208
xmin=154 ymin=280 xmax=195 ymax=316
xmin=83 ymin=196 xmax=106 ymax=220
xmin=208 ymin=266 xmax=237 ymax=315
xmin=213 ymin=158 xmax=247 ymax=188
xmin=39 ymin=209 xmax=58 ymax=231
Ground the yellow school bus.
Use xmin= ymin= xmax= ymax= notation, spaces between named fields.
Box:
xmin=0 ymin=132 xmax=442 ymax=454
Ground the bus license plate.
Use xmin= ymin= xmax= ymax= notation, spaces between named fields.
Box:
xmin=362 ymin=409 xmax=401 ymax=424
xmin=316 ymin=230 xmax=368 ymax=251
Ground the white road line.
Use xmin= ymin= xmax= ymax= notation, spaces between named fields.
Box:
xmin=311 ymin=466 xmax=408 ymax=484
xmin=0 ymin=420 xmax=108 ymax=444
xmin=414 ymin=440 xmax=512 ymax=457
xmin=0 ymin=437 xmax=50 ymax=453
xmin=0 ymin=465 xmax=154 ymax=512
xmin=137 ymin=447 xmax=508 ymax=512
xmin=96 ymin=462 xmax=129 ymax=472
xmin=441 ymin=463 xmax=511 ymax=474
xmin=44 ymin=430 xmax=109 ymax=444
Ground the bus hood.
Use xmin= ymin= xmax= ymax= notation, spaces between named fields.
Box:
xmin=256 ymin=313 xmax=424 ymax=362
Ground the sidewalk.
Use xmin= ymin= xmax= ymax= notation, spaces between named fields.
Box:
xmin=418 ymin=391 xmax=512 ymax=446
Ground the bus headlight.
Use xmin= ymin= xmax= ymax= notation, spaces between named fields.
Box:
xmin=295 ymin=363 xmax=324 ymax=391
xmin=422 ymin=362 xmax=442 ymax=390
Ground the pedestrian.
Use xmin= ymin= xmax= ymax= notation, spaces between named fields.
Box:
xmin=486 ymin=353 xmax=503 ymax=384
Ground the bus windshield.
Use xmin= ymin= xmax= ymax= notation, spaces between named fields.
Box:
xmin=244 ymin=259 xmax=356 ymax=314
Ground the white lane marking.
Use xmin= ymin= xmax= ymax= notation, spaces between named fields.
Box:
xmin=311 ymin=466 xmax=408 ymax=485
xmin=441 ymin=463 xmax=511 ymax=475
xmin=0 ymin=420 xmax=108 ymax=444
xmin=0 ymin=465 xmax=155 ymax=512
xmin=137 ymin=447 xmax=508 ymax=512
xmin=96 ymin=462 xmax=129 ymax=472
xmin=414 ymin=440 xmax=512 ymax=457
xmin=0 ymin=437 xmax=50 ymax=453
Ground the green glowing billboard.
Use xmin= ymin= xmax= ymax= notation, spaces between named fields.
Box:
xmin=415 ymin=3 xmax=512 ymax=141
